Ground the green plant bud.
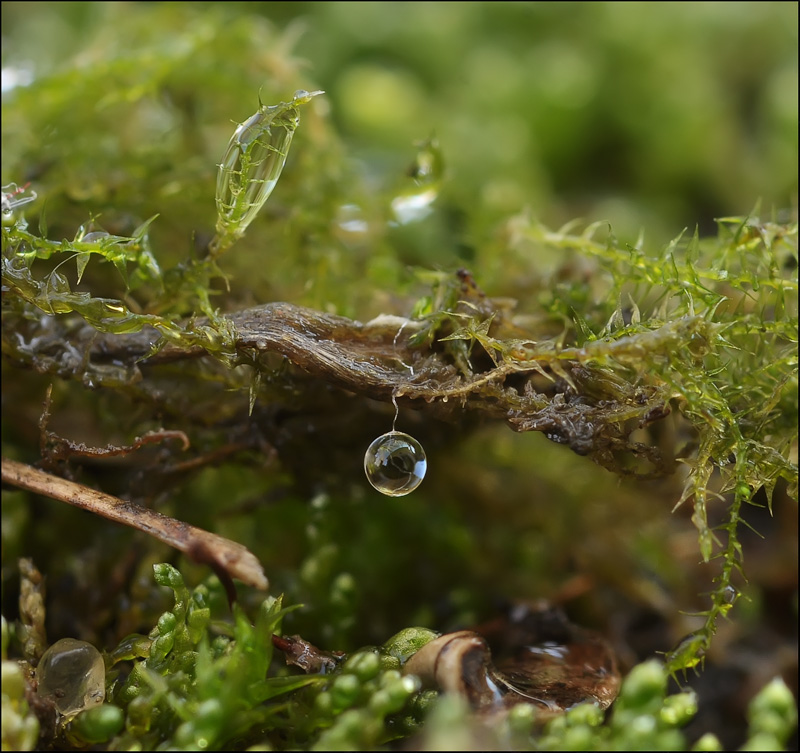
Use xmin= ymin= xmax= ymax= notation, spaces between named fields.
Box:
xmin=654 ymin=729 xmax=686 ymax=751
xmin=342 ymin=650 xmax=381 ymax=682
xmin=173 ymin=648 xmax=197 ymax=674
xmin=660 ymin=690 xmax=698 ymax=727
xmin=692 ymin=732 xmax=724 ymax=751
xmin=379 ymin=653 xmax=401 ymax=672
xmin=408 ymin=688 xmax=439 ymax=719
xmin=748 ymin=677 xmax=797 ymax=736
xmin=2 ymin=659 xmax=26 ymax=699
xmin=171 ymin=624 xmax=194 ymax=655
xmin=560 ymin=724 xmax=596 ymax=751
xmin=381 ymin=627 xmax=439 ymax=666
xmin=187 ymin=607 xmax=211 ymax=643
xmin=192 ymin=585 xmax=209 ymax=608
xmin=125 ymin=694 xmax=153 ymax=736
xmin=750 ymin=710 xmax=791 ymax=740
xmin=213 ymin=90 xmax=323 ymax=254
xmin=379 ymin=669 xmax=403 ymax=688
xmin=615 ymin=713 xmax=660 ymax=749
xmin=157 ymin=611 xmax=178 ymax=635
xmin=740 ymin=732 xmax=785 ymax=752
xmin=617 ymin=659 xmax=667 ymax=713
xmin=0 ymin=665 xmax=40 ymax=753
xmin=149 ymin=632 xmax=175 ymax=662
xmin=116 ymin=662 xmax=148 ymax=704
xmin=331 ymin=572 xmax=357 ymax=609
xmin=108 ymin=634 xmax=152 ymax=664
xmin=546 ymin=714 xmax=568 ymax=735
xmin=506 ymin=702 xmax=537 ymax=737
xmin=313 ymin=708 xmax=382 ymax=751
xmin=314 ymin=690 xmax=333 ymax=717
xmin=153 ymin=563 xmax=184 ymax=591
xmin=330 ymin=673 xmax=361 ymax=711
xmin=368 ymin=688 xmax=394 ymax=716
xmin=68 ymin=704 xmax=125 ymax=744
xmin=211 ymin=635 xmax=231 ymax=659
xmin=369 ymin=676 xmax=418 ymax=716
xmin=566 ymin=701 xmax=605 ymax=728
xmin=173 ymin=698 xmax=225 ymax=749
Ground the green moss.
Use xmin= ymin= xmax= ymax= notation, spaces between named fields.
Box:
xmin=1 ymin=618 xmax=40 ymax=751
xmin=1 ymin=3 xmax=797 ymax=751
xmin=103 ymin=565 xmax=318 ymax=750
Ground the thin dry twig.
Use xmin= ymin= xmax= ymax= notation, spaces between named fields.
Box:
xmin=1 ymin=458 xmax=268 ymax=591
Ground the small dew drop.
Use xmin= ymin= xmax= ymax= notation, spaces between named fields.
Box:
xmin=36 ymin=638 xmax=105 ymax=717
xmin=721 ymin=584 xmax=740 ymax=605
xmin=80 ymin=231 xmax=110 ymax=243
xmin=364 ymin=431 xmax=426 ymax=497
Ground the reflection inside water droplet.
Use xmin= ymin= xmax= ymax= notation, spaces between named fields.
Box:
xmin=364 ymin=431 xmax=426 ymax=496
xmin=36 ymin=638 xmax=105 ymax=717
xmin=721 ymin=584 xmax=739 ymax=604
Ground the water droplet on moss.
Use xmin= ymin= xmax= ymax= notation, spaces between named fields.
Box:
xmin=36 ymin=638 xmax=105 ymax=717
xmin=364 ymin=431 xmax=426 ymax=496
xmin=722 ymin=585 xmax=739 ymax=604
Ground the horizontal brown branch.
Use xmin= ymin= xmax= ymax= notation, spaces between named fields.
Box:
xmin=4 ymin=301 xmax=676 ymax=475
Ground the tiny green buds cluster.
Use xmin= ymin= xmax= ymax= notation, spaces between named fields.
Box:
xmin=146 ymin=564 xmax=210 ymax=673
xmin=106 ymin=566 xmax=313 ymax=750
xmin=1 ymin=618 xmax=39 ymax=751
xmin=66 ymin=704 xmax=125 ymax=745
xmin=741 ymin=677 xmax=798 ymax=751
xmin=380 ymin=626 xmax=439 ymax=669
xmin=310 ymin=648 xmax=421 ymax=749
xmin=211 ymin=89 xmax=323 ymax=257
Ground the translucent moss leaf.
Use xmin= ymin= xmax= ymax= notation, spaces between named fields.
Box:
xmin=211 ymin=89 xmax=324 ymax=256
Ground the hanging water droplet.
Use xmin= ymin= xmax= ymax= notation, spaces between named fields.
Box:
xmin=36 ymin=638 xmax=105 ymax=717
xmin=80 ymin=231 xmax=111 ymax=243
xmin=364 ymin=431 xmax=426 ymax=496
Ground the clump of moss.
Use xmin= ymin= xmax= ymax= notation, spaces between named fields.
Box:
xmin=95 ymin=564 xmax=316 ymax=750
xmin=1 ymin=4 xmax=797 ymax=751
xmin=497 ymin=214 xmax=798 ymax=673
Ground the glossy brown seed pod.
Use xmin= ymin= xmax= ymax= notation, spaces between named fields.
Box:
xmin=403 ymin=602 xmax=620 ymax=719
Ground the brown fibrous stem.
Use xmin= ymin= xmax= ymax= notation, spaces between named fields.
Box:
xmin=1 ymin=458 xmax=268 ymax=591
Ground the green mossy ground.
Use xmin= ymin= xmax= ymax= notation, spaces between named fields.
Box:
xmin=2 ymin=3 xmax=797 ymax=750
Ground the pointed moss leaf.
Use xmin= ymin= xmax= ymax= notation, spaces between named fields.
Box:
xmin=112 ymin=255 xmax=130 ymax=288
xmin=75 ymin=252 xmax=91 ymax=283
xmin=249 ymin=366 xmax=261 ymax=416
xmin=251 ymin=675 xmax=322 ymax=704
xmin=38 ymin=201 xmax=48 ymax=237
xmin=213 ymin=89 xmax=324 ymax=254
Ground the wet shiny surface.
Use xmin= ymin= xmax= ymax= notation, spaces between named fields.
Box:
xmin=364 ymin=431 xmax=427 ymax=496
xmin=36 ymin=638 xmax=105 ymax=716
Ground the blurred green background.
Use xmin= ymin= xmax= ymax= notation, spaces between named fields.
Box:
xmin=282 ymin=0 xmax=798 ymax=237
xmin=2 ymin=1 xmax=797 ymax=292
